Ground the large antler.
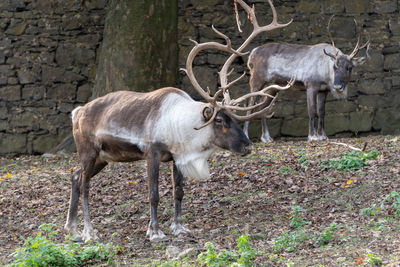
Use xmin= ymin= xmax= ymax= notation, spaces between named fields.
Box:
xmin=182 ymin=0 xmax=293 ymax=127
xmin=324 ymin=15 xmax=370 ymax=60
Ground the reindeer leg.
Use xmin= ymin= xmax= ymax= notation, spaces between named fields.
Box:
xmin=170 ymin=161 xmax=191 ymax=236
xmin=307 ymin=86 xmax=318 ymax=141
xmin=146 ymin=147 xmax=166 ymax=242
xmin=243 ymin=96 xmax=255 ymax=139
xmin=317 ymin=91 xmax=328 ymax=140
xmin=81 ymin=160 xmax=107 ymax=242
xmin=261 ymin=118 xmax=273 ymax=143
xmin=65 ymin=169 xmax=83 ymax=237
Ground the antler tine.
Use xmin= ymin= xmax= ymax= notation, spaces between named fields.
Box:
xmin=234 ymin=1 xmax=243 ymax=33
xmin=212 ymin=25 xmax=231 ymax=48
xmin=222 ymin=71 xmax=247 ymax=92
xmin=327 ymin=15 xmax=336 ymax=52
xmin=349 ymin=20 xmax=370 ymax=59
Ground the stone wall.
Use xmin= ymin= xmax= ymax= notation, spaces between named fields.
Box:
xmin=1 ymin=0 xmax=399 ymax=155
xmin=178 ymin=0 xmax=400 ymax=139
xmin=0 ymin=0 xmax=107 ymax=154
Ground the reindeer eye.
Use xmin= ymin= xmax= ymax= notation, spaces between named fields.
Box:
xmin=215 ymin=118 xmax=223 ymax=124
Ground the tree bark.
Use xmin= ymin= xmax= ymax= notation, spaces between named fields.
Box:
xmin=92 ymin=0 xmax=178 ymax=98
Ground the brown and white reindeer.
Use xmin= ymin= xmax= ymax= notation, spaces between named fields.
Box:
xmin=243 ymin=16 xmax=370 ymax=142
xmin=64 ymin=0 xmax=293 ymax=242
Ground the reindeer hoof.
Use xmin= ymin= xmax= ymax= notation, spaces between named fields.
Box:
xmin=308 ymin=135 xmax=319 ymax=142
xmin=82 ymin=228 xmax=99 ymax=243
xmin=261 ymin=136 xmax=273 ymax=143
xmin=170 ymin=222 xmax=191 ymax=236
xmin=147 ymin=228 xmax=167 ymax=242
xmin=318 ymin=135 xmax=328 ymax=141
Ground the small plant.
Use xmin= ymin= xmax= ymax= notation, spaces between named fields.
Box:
xmin=317 ymin=222 xmax=337 ymax=246
xmin=11 ymin=223 xmax=121 ymax=267
xmin=290 ymin=206 xmax=308 ymax=229
xmin=197 ymin=235 xmax=259 ymax=267
xmin=273 ymin=229 xmax=310 ymax=253
xmin=297 ymin=149 xmax=309 ymax=167
xmin=279 ymin=166 xmax=291 ymax=176
xmin=320 ymin=150 xmax=379 ymax=171
xmin=362 ymin=191 xmax=400 ymax=218
xmin=365 ymin=253 xmax=382 ymax=266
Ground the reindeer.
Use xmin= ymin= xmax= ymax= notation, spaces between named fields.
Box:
xmin=64 ymin=0 xmax=293 ymax=242
xmin=243 ymin=16 xmax=370 ymax=142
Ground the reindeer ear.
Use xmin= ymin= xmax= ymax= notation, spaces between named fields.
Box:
xmin=352 ymin=56 xmax=366 ymax=66
xmin=202 ymin=106 xmax=214 ymax=121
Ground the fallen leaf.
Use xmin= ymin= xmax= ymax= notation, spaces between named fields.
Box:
xmin=128 ymin=181 xmax=137 ymax=184
xmin=6 ymin=172 xmax=11 ymax=179
xmin=326 ymin=145 xmax=331 ymax=150
xmin=356 ymin=256 xmax=364 ymax=265
xmin=346 ymin=179 xmax=356 ymax=185
xmin=237 ymin=172 xmax=245 ymax=177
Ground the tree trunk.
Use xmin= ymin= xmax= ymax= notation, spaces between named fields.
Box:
xmin=92 ymin=0 xmax=178 ymax=98
xmin=49 ymin=0 xmax=178 ymax=154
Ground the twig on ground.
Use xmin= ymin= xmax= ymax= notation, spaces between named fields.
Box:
xmin=329 ymin=141 xmax=368 ymax=152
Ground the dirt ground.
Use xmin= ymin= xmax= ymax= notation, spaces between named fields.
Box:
xmin=1 ymin=135 xmax=399 ymax=266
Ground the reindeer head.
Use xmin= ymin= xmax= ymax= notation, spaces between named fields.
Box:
xmin=201 ymin=106 xmax=252 ymax=155
xmin=323 ymin=16 xmax=370 ymax=96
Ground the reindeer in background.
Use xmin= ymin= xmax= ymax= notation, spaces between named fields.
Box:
xmin=243 ymin=16 xmax=370 ymax=142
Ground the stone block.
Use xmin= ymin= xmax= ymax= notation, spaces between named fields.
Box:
xmin=389 ymin=18 xmax=400 ymax=35
xmin=46 ymin=83 xmax=76 ymax=101
xmin=17 ymin=69 xmax=38 ymax=84
xmin=10 ymin=114 xmax=35 ymax=131
xmin=0 ymin=119 xmax=7 ymax=131
xmin=361 ymin=50 xmax=384 ymax=72
xmin=281 ymin=117 xmax=308 ymax=137
xmin=324 ymin=114 xmax=350 ymax=135
xmin=0 ymin=85 xmax=21 ymax=101
xmin=57 ymin=102 xmax=75 ymax=113
xmin=6 ymin=22 xmax=26 ymax=35
xmin=33 ymin=134 xmax=60 ymax=154
xmin=84 ymin=0 xmax=106 ymax=10
xmin=294 ymin=103 xmax=308 ymax=118
xmin=326 ymin=100 xmax=357 ymax=113
xmin=247 ymin=118 xmax=281 ymax=140
xmin=296 ymin=0 xmax=320 ymax=14
xmin=0 ymin=133 xmax=27 ymax=154
xmin=349 ymin=110 xmax=373 ymax=132
xmin=0 ymin=107 xmax=7 ymax=119
xmin=358 ymin=79 xmax=385 ymax=95
xmin=273 ymin=101 xmax=295 ymax=117
xmin=345 ymin=0 xmax=372 ymax=14
xmin=76 ymin=83 xmax=92 ymax=103
xmin=373 ymin=108 xmax=400 ymax=134
xmin=22 ymin=86 xmax=46 ymax=101
xmin=41 ymin=65 xmax=64 ymax=84
xmin=357 ymin=95 xmax=387 ymax=109
xmin=321 ymin=0 xmax=345 ymax=14
xmin=0 ymin=0 xmax=25 ymax=12
xmin=374 ymin=1 xmax=398 ymax=14
xmin=207 ymin=53 xmax=228 ymax=66
xmin=0 ymin=50 xmax=5 ymax=64
xmin=56 ymin=44 xmax=95 ymax=67
xmin=384 ymin=53 xmax=400 ymax=70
